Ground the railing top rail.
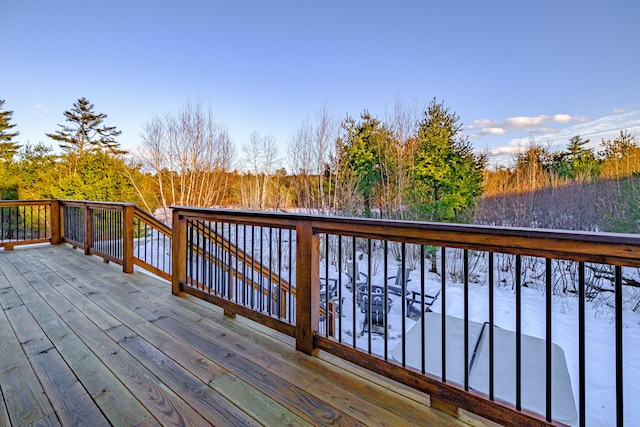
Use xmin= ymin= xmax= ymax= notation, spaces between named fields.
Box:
xmin=0 ymin=200 xmax=53 ymax=206
xmin=172 ymin=206 xmax=640 ymax=267
xmin=59 ymin=200 xmax=136 ymax=210
xmin=172 ymin=206 xmax=299 ymax=229
xmin=133 ymin=206 xmax=171 ymax=237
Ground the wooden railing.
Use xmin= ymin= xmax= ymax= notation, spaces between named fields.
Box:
xmin=1 ymin=199 xmax=636 ymax=426
xmin=172 ymin=207 xmax=638 ymax=427
xmin=0 ymin=200 xmax=59 ymax=248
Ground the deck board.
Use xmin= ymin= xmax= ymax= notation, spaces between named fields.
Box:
xmin=0 ymin=245 xmax=466 ymax=426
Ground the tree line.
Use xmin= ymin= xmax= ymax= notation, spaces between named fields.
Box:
xmin=1 ymin=97 xmax=638 ymax=232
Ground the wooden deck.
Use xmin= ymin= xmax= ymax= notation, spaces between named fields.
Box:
xmin=0 ymin=245 xmax=466 ymax=427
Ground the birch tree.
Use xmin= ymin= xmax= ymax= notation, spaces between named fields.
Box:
xmin=137 ymin=101 xmax=235 ymax=209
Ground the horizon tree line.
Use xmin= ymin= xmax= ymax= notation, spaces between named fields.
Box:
xmin=1 ymin=96 xmax=638 ymax=232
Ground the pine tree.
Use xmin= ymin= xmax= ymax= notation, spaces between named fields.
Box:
xmin=46 ymin=97 xmax=124 ymax=174
xmin=556 ymin=135 xmax=599 ymax=180
xmin=0 ymin=99 xmax=21 ymax=162
xmin=409 ymin=98 xmax=485 ymax=222
xmin=338 ymin=112 xmax=396 ymax=217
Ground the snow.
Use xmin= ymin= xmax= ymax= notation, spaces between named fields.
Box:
xmin=321 ymin=255 xmax=640 ymax=426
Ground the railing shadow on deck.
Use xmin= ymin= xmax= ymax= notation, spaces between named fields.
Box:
xmin=1 ymin=199 xmax=636 ymax=427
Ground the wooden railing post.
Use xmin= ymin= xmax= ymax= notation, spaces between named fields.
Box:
xmin=122 ymin=205 xmax=134 ymax=273
xmin=295 ymin=220 xmax=320 ymax=355
xmin=50 ymin=200 xmax=61 ymax=245
xmin=84 ymin=204 xmax=92 ymax=255
xmin=171 ymin=208 xmax=187 ymax=296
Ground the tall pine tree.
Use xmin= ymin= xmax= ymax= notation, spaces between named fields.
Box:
xmin=46 ymin=97 xmax=124 ymax=174
xmin=0 ymin=99 xmax=21 ymax=162
xmin=409 ymin=98 xmax=485 ymax=222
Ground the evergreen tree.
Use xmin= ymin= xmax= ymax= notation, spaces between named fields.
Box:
xmin=409 ymin=98 xmax=485 ymax=222
xmin=46 ymin=97 xmax=124 ymax=174
xmin=0 ymin=99 xmax=21 ymax=162
xmin=599 ymin=130 xmax=640 ymax=179
xmin=338 ymin=112 xmax=396 ymax=217
xmin=17 ymin=143 xmax=60 ymax=199
xmin=556 ymin=135 xmax=599 ymax=180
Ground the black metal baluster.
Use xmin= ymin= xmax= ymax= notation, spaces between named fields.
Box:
xmin=401 ymin=242 xmax=406 ymax=364
xmin=338 ymin=235 xmax=343 ymax=343
xmin=383 ymin=240 xmax=389 ymax=362
xmin=441 ymin=247 xmax=447 ymax=383
xmin=214 ymin=222 xmax=220 ymax=294
xmin=367 ymin=238 xmax=372 ymax=353
xmin=260 ymin=226 xmax=264 ymax=312
xmin=516 ymin=254 xmax=522 ymax=411
xmin=579 ymin=261 xmax=585 ymax=427
xmin=243 ymin=224 xmax=247 ymax=306
xmin=421 ymin=245 xmax=426 ymax=374
xmin=268 ymin=227 xmax=273 ymax=315
xmin=324 ymin=234 xmax=330 ymax=336
xmin=546 ymin=258 xmax=552 ymax=422
xmin=352 ymin=236 xmax=357 ymax=349
xmin=464 ymin=249 xmax=469 ymax=391
xmin=277 ymin=228 xmax=282 ymax=318
xmin=288 ymin=228 xmax=293 ymax=323
xmin=615 ymin=265 xmax=623 ymax=427
xmin=222 ymin=221 xmax=227 ymax=298
xmin=251 ymin=225 xmax=255 ymax=310
xmin=489 ymin=252 xmax=495 ymax=401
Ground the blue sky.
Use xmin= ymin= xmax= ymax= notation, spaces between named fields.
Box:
xmin=4 ymin=0 xmax=639 ymax=167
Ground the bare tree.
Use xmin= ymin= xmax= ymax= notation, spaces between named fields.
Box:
xmin=136 ymin=100 xmax=235 ymax=211
xmin=241 ymin=132 xmax=279 ymax=210
xmin=286 ymin=106 xmax=337 ymax=213
xmin=385 ymin=99 xmax=419 ymax=219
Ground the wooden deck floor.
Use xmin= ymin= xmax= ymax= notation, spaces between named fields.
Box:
xmin=0 ymin=245 xmax=466 ymax=427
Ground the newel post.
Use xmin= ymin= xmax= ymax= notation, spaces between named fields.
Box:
xmin=171 ymin=208 xmax=187 ymax=296
xmin=49 ymin=200 xmax=61 ymax=245
xmin=122 ymin=205 xmax=134 ymax=273
xmin=295 ymin=220 xmax=320 ymax=355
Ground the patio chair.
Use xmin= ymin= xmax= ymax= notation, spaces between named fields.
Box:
xmin=387 ymin=267 xmax=411 ymax=295
xmin=360 ymin=293 xmax=391 ymax=335
xmin=320 ymin=276 xmax=338 ymax=299
xmin=345 ymin=261 xmax=367 ymax=291
xmin=405 ymin=288 xmax=441 ymax=320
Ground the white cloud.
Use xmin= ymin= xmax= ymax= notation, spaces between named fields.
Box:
xmin=479 ymin=109 xmax=640 ymax=166
xmin=467 ymin=113 xmax=588 ymax=135
xmin=466 ymin=119 xmax=494 ymax=130
xmin=481 ymin=127 xmax=506 ymax=135
xmin=553 ymin=114 xmax=572 ymax=123
xmin=613 ymin=107 xmax=627 ymax=114
xmin=504 ymin=115 xmax=550 ymax=129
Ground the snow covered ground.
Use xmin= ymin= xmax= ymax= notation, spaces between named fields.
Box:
xmin=324 ymin=258 xmax=640 ymax=426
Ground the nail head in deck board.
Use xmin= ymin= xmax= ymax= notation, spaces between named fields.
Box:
xmin=68 ymin=318 xmax=215 ymax=427
xmin=210 ymin=373 xmax=313 ymax=427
